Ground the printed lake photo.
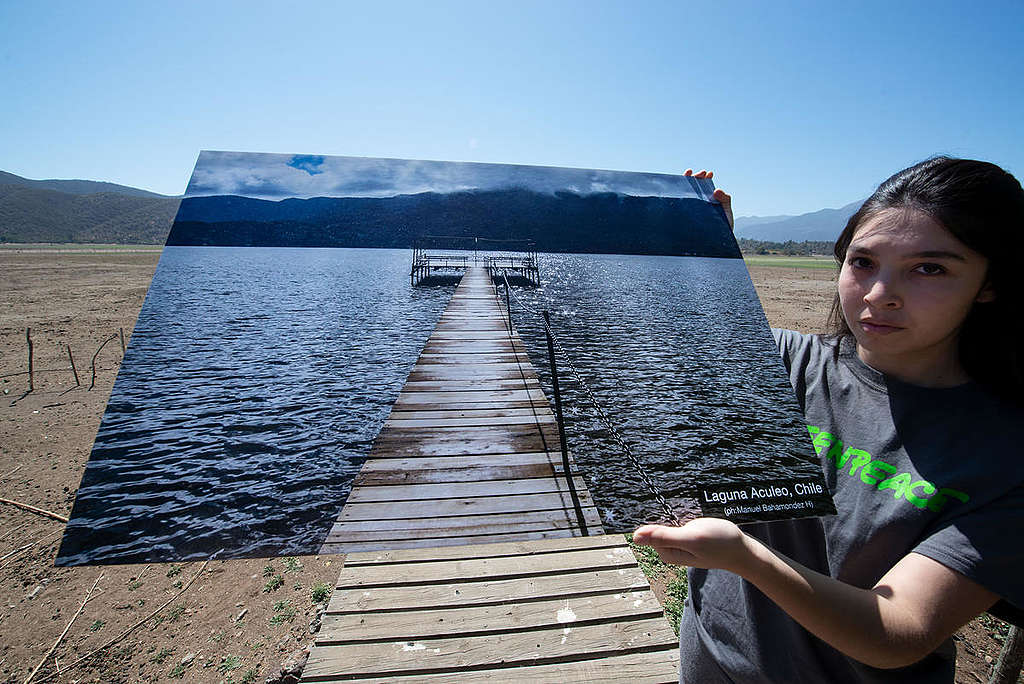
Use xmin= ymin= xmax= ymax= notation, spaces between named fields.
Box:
xmin=56 ymin=151 xmax=836 ymax=565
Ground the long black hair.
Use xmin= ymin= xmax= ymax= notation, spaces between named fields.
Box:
xmin=827 ymin=156 xmax=1024 ymax=400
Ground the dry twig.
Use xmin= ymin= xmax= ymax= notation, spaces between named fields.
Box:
xmin=23 ymin=572 xmax=103 ymax=684
xmin=0 ymin=498 xmax=69 ymax=523
xmin=33 ymin=559 xmax=212 ymax=684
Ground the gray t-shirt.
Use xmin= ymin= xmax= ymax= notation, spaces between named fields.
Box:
xmin=679 ymin=330 xmax=1024 ymax=683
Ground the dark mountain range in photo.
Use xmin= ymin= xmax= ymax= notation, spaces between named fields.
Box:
xmin=167 ymin=189 xmax=741 ymax=257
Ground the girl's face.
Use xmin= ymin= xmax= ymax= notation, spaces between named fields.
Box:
xmin=838 ymin=208 xmax=994 ymax=386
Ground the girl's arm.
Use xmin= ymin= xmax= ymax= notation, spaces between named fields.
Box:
xmin=632 ymin=519 xmax=999 ymax=669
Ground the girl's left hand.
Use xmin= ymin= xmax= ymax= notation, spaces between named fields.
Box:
xmin=683 ymin=168 xmax=733 ymax=229
xmin=633 ymin=518 xmax=754 ymax=574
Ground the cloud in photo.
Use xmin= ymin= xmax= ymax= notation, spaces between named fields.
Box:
xmin=184 ymin=151 xmax=717 ymax=202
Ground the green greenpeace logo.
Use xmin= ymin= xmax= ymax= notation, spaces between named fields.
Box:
xmin=807 ymin=426 xmax=969 ymax=513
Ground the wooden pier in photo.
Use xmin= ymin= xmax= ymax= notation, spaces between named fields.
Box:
xmin=410 ymin=239 xmax=540 ymax=286
xmin=305 ymin=267 xmax=679 ymax=681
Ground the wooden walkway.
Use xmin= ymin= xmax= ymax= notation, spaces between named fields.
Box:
xmin=305 ymin=267 xmax=679 ymax=681
xmin=320 ymin=267 xmax=601 ymax=553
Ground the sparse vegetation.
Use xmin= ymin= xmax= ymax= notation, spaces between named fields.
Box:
xmin=283 ymin=557 xmax=302 ymax=573
xmin=166 ymin=565 xmax=182 ymax=578
xmin=263 ymin=574 xmax=284 ymax=593
xmin=262 ymin=563 xmax=275 ymax=578
xmin=89 ymin=619 xmax=105 ymax=632
xmin=168 ymin=663 xmax=186 ymax=679
xmin=217 ymin=654 xmax=243 ymax=674
xmin=270 ymin=599 xmax=296 ymax=626
xmin=150 ymin=647 xmax=174 ymax=664
xmin=626 ymin=534 xmax=688 ymax=636
xmin=311 ymin=581 xmax=332 ymax=604
xmin=241 ymin=667 xmax=259 ymax=683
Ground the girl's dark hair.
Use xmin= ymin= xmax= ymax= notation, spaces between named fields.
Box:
xmin=827 ymin=156 xmax=1024 ymax=399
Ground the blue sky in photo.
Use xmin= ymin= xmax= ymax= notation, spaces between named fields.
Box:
xmin=1 ymin=0 xmax=1022 ymax=215
xmin=185 ymin=151 xmax=717 ymax=201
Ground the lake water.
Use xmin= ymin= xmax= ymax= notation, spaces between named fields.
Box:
xmin=57 ymin=246 xmax=827 ymax=565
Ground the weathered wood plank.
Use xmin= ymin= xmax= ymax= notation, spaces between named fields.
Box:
xmin=317 ymin=592 xmax=665 ymax=643
xmin=385 ymin=407 xmax=554 ymax=420
xmin=356 ymin=451 xmax=569 ymax=472
xmin=325 ymin=565 xmax=651 ymax=613
xmin=301 ymin=618 xmax=675 ymax=680
xmin=323 ymin=513 xmax=601 ymax=544
xmin=385 ymin=413 xmax=555 ymax=428
xmin=334 ymin=545 xmax=639 ymax=588
xmin=301 ymin=650 xmax=679 ymax=683
xmin=342 ymin=533 xmax=627 ymax=566
xmin=328 ymin=506 xmax=601 ymax=533
xmin=338 ymin=491 xmax=595 ymax=520
xmin=343 ymin=477 xmax=593 ymax=503
xmin=319 ymin=528 xmax=584 ymax=555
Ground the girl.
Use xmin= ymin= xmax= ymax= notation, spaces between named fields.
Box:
xmin=634 ymin=158 xmax=1024 ymax=682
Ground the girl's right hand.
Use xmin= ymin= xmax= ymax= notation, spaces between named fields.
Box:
xmin=684 ymin=168 xmax=733 ymax=230
xmin=632 ymin=518 xmax=754 ymax=574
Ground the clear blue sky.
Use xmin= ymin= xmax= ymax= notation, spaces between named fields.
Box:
xmin=2 ymin=1 xmax=1022 ymax=216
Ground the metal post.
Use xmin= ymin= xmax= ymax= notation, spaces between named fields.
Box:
xmin=504 ymin=279 xmax=511 ymax=335
xmin=542 ymin=310 xmax=588 ymax=536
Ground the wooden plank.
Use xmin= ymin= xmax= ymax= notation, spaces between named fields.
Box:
xmin=302 ymin=650 xmax=679 ymax=683
xmin=328 ymin=506 xmax=600 ymax=533
xmin=354 ymin=461 xmax=565 ymax=482
xmin=399 ymin=379 xmax=542 ymax=391
xmin=385 ymin=407 xmax=555 ymax=420
xmin=356 ymin=452 xmax=570 ymax=472
xmin=337 ymin=491 xmax=595 ymax=520
xmin=317 ymin=592 xmax=666 ymax=643
xmin=343 ymin=477 xmax=593 ymax=503
xmin=323 ymin=513 xmax=601 ymax=544
xmin=384 ymin=414 xmax=554 ymax=428
xmin=325 ymin=565 xmax=651 ymax=613
xmin=342 ymin=533 xmax=627 ymax=566
xmin=320 ymin=528 xmax=585 ymax=555
xmin=301 ymin=618 xmax=675 ymax=680
xmin=334 ymin=545 xmax=639 ymax=588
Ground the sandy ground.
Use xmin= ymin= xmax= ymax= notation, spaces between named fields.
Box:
xmin=0 ymin=251 xmax=1013 ymax=683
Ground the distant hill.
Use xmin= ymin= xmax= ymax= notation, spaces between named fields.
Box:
xmin=0 ymin=171 xmax=180 ymax=244
xmin=0 ymin=170 xmax=173 ymax=198
xmin=168 ymin=189 xmax=741 ymax=257
xmin=734 ymin=199 xmax=863 ymax=242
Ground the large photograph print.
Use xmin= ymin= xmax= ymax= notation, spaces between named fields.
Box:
xmin=57 ymin=151 xmax=835 ymax=566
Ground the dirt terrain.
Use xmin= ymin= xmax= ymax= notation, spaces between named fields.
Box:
xmin=0 ymin=249 xmax=1014 ymax=683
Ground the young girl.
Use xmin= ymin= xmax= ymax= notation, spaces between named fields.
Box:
xmin=634 ymin=157 xmax=1024 ymax=682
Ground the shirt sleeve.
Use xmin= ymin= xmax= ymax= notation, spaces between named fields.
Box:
xmin=912 ymin=486 xmax=1024 ymax=619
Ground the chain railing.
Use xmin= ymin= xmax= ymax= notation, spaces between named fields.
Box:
xmin=499 ymin=273 xmax=680 ymax=526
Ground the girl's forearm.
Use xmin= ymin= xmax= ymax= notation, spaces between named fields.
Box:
xmin=737 ymin=534 xmax=933 ymax=669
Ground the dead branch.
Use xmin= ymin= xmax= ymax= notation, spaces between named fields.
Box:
xmin=23 ymin=572 xmax=103 ymax=684
xmin=2 ymin=464 xmax=23 ymax=481
xmin=26 ymin=328 xmax=34 ymax=393
xmin=33 ymin=559 xmax=212 ymax=684
xmin=67 ymin=345 xmax=80 ymax=386
xmin=0 ymin=498 xmax=69 ymax=523
xmin=89 ymin=334 xmax=119 ymax=390
xmin=0 ymin=530 xmax=63 ymax=571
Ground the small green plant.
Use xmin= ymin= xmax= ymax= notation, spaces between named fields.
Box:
xmin=167 ymin=603 xmax=185 ymax=621
xmin=311 ymin=581 xmax=331 ymax=604
xmin=263 ymin=574 xmax=284 ymax=593
xmin=210 ymin=630 xmax=226 ymax=643
xmin=293 ymin=581 xmax=302 ymax=591
xmin=250 ymin=640 xmax=264 ymax=651
xmin=626 ymin=533 xmax=689 ymax=636
xmin=128 ymin=580 xmax=143 ymax=591
xmin=270 ymin=599 xmax=296 ymax=626
xmin=217 ymin=654 xmax=243 ymax=673
xmin=172 ymin=579 xmax=183 ymax=589
xmin=150 ymin=647 xmax=174 ymax=664
xmin=168 ymin=663 xmax=186 ymax=679
xmin=89 ymin=619 xmax=105 ymax=632
xmin=283 ymin=556 xmax=302 ymax=573
xmin=262 ymin=563 xmax=275 ymax=578
xmin=241 ymin=667 xmax=259 ymax=684
xmin=166 ymin=565 xmax=182 ymax=578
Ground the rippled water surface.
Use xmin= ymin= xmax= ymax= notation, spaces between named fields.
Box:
xmin=58 ymin=247 xmax=829 ymax=565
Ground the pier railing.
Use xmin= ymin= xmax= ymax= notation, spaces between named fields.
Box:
xmin=411 ymin=236 xmax=540 ymax=286
xmin=498 ymin=273 xmax=682 ymax=526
